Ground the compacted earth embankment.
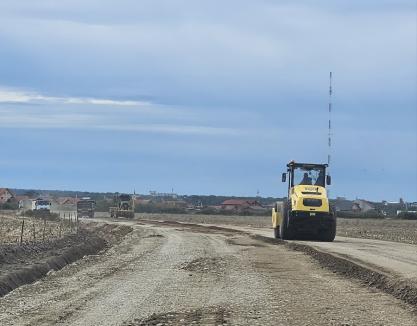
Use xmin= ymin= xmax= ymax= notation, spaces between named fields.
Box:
xmin=252 ymin=234 xmax=417 ymax=308
xmin=0 ymin=222 xmax=132 ymax=297
xmin=132 ymin=213 xmax=417 ymax=245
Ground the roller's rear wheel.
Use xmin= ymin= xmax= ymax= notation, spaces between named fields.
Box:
xmin=320 ymin=220 xmax=336 ymax=242
xmin=279 ymin=202 xmax=294 ymax=240
xmin=320 ymin=208 xmax=336 ymax=242
xmin=273 ymin=227 xmax=280 ymax=239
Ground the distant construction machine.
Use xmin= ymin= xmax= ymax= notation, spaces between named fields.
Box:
xmin=109 ymin=193 xmax=135 ymax=219
xmin=32 ymin=198 xmax=52 ymax=211
xmin=77 ymin=197 xmax=96 ymax=219
xmin=272 ymin=161 xmax=336 ymax=241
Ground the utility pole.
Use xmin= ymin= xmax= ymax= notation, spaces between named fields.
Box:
xmin=328 ymin=72 xmax=333 ymax=167
xmin=327 ymin=72 xmax=333 ymax=197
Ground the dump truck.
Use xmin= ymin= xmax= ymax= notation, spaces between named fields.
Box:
xmin=109 ymin=194 xmax=135 ymax=219
xmin=77 ymin=198 xmax=96 ymax=219
xmin=272 ymin=161 xmax=336 ymax=241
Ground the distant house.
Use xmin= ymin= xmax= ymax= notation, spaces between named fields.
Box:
xmin=134 ymin=198 xmax=151 ymax=206
xmin=58 ymin=197 xmax=79 ymax=206
xmin=221 ymin=199 xmax=250 ymax=210
xmin=163 ymin=200 xmax=188 ymax=208
xmin=15 ymin=195 xmax=30 ymax=202
xmin=332 ymin=198 xmax=354 ymax=212
xmin=221 ymin=199 xmax=263 ymax=211
xmin=397 ymin=210 xmax=417 ymax=216
xmin=0 ymin=188 xmax=15 ymax=204
xmin=409 ymin=202 xmax=417 ymax=209
xmin=352 ymin=200 xmax=375 ymax=213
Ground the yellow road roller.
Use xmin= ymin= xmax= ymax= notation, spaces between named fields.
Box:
xmin=272 ymin=161 xmax=336 ymax=241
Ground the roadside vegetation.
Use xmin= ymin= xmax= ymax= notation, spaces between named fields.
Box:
xmin=396 ymin=211 xmax=417 ymax=220
xmin=0 ymin=202 xmax=18 ymax=210
xmin=21 ymin=210 xmax=60 ymax=221
xmin=337 ymin=210 xmax=417 ymax=220
xmin=0 ymin=213 xmax=77 ymax=245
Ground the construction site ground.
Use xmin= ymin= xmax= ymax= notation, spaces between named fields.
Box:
xmin=0 ymin=214 xmax=416 ymax=325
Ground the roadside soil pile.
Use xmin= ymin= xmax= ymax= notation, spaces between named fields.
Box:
xmin=0 ymin=222 xmax=132 ymax=297
xmin=286 ymin=240 xmax=417 ymax=308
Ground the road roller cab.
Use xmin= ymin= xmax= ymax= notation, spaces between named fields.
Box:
xmin=272 ymin=161 xmax=336 ymax=241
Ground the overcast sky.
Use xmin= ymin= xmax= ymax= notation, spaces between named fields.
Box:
xmin=0 ymin=1 xmax=416 ymax=201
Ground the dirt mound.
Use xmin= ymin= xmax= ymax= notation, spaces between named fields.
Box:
xmin=179 ymin=257 xmax=227 ymax=274
xmin=0 ymin=232 xmax=92 ymax=265
xmin=124 ymin=306 xmax=230 ymax=325
xmin=0 ymin=236 xmax=105 ymax=296
xmin=0 ymin=223 xmax=132 ymax=297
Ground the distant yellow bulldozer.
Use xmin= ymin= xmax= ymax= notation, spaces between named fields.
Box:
xmin=272 ymin=161 xmax=336 ymax=241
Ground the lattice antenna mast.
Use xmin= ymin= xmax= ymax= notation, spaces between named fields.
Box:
xmin=328 ymin=72 xmax=333 ymax=168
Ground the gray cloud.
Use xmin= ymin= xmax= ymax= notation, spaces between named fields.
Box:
xmin=0 ymin=1 xmax=414 ymax=105
xmin=0 ymin=1 xmax=415 ymax=199
xmin=0 ymin=88 xmax=242 ymax=136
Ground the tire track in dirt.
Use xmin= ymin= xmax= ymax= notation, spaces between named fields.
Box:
xmin=145 ymin=220 xmax=417 ymax=311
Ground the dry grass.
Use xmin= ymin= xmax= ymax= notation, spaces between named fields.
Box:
xmin=0 ymin=214 xmax=77 ymax=245
xmin=336 ymin=218 xmax=417 ymax=245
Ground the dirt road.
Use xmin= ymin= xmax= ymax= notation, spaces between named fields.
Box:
xmin=0 ymin=219 xmax=416 ymax=325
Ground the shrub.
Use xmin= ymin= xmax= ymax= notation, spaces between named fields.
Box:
xmin=363 ymin=209 xmax=386 ymax=219
xmin=336 ymin=210 xmax=386 ymax=219
xmin=95 ymin=199 xmax=113 ymax=212
xmin=0 ymin=202 xmax=19 ymax=210
xmin=135 ymin=204 xmax=187 ymax=214
xmin=22 ymin=210 xmax=60 ymax=221
xmin=195 ymin=208 xmax=269 ymax=216
xmin=397 ymin=212 xmax=417 ymax=220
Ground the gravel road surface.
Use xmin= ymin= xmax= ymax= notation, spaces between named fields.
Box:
xmin=0 ymin=219 xmax=415 ymax=325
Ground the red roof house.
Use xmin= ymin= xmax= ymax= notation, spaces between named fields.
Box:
xmin=221 ymin=199 xmax=262 ymax=211
xmin=0 ymin=188 xmax=15 ymax=204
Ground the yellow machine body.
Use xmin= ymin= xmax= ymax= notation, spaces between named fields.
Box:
xmin=272 ymin=185 xmax=329 ymax=228
xmin=271 ymin=204 xmax=282 ymax=229
xmin=290 ymin=185 xmax=330 ymax=212
xmin=272 ymin=161 xmax=336 ymax=241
